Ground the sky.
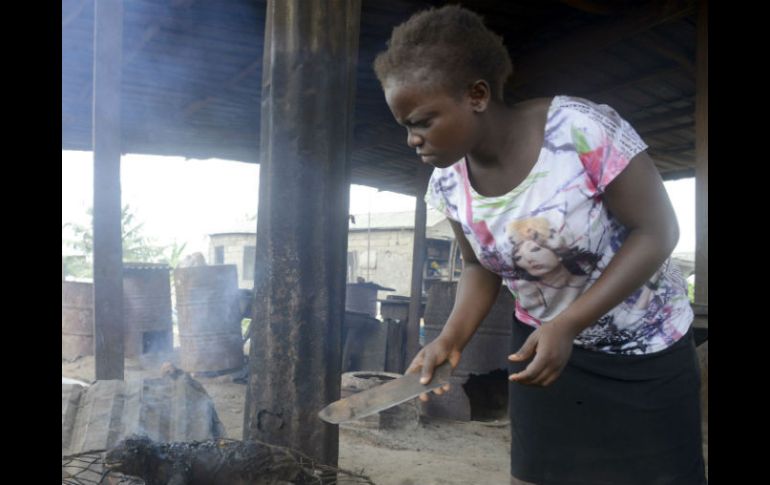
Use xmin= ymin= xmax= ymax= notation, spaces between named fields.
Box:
xmin=62 ymin=150 xmax=696 ymax=256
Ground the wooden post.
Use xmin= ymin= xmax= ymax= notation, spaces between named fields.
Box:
xmin=694 ymin=0 xmax=708 ymax=305
xmin=243 ymin=0 xmax=361 ymax=466
xmin=448 ymin=239 xmax=458 ymax=282
xmin=92 ymin=0 xmax=124 ymax=381
xmin=406 ymin=170 xmax=431 ymax=370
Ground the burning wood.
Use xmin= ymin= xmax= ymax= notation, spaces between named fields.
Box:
xmin=103 ymin=435 xmax=374 ymax=485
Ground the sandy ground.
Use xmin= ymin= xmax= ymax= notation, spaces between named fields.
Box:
xmin=62 ymin=350 xmax=706 ymax=485
xmin=62 ymin=351 xmax=510 ymax=485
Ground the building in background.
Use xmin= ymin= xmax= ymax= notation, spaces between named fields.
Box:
xmin=208 ymin=208 xmax=459 ymax=297
xmin=347 ymin=209 xmax=457 ymax=298
xmin=208 ymin=232 xmax=257 ymax=290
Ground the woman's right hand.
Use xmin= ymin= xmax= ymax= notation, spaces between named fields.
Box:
xmin=406 ymin=336 xmax=462 ymax=402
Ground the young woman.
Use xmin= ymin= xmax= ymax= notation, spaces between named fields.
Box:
xmin=373 ymin=5 xmax=705 ymax=484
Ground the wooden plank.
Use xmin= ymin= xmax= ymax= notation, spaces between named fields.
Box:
xmin=694 ymin=0 xmax=708 ymax=305
xmin=92 ymin=0 xmax=125 ymax=381
xmin=243 ymin=0 xmax=361 ymax=467
xmin=448 ymin=239 xmax=458 ymax=283
xmin=406 ymin=168 xmax=431 ymax=370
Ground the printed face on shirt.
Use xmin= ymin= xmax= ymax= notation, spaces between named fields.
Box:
xmin=383 ymin=80 xmax=480 ymax=169
xmin=513 ymin=239 xmax=561 ymax=277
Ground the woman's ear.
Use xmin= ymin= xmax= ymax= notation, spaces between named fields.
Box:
xmin=468 ymin=80 xmax=491 ymax=112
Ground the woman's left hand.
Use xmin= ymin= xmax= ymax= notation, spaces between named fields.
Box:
xmin=507 ymin=320 xmax=577 ymax=387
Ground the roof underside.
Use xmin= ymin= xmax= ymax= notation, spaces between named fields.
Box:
xmin=62 ymin=0 xmax=699 ymax=195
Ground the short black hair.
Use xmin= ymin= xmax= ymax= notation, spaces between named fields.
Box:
xmin=373 ymin=4 xmax=513 ymax=100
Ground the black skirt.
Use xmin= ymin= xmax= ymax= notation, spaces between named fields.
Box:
xmin=508 ymin=317 xmax=706 ymax=485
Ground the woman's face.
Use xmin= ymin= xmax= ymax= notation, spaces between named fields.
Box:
xmin=514 ymin=240 xmax=560 ymax=277
xmin=383 ymin=80 xmax=481 ymax=169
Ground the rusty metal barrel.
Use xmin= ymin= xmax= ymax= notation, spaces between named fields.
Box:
xmin=62 ymin=281 xmax=94 ymax=360
xmin=422 ymin=281 xmax=514 ymax=421
xmin=345 ymin=282 xmax=395 ymax=317
xmin=174 ymin=265 xmax=244 ymax=373
xmin=423 ymin=281 xmax=514 ymax=377
xmin=123 ymin=263 xmax=173 ymax=357
xmin=346 ymin=283 xmax=378 ymax=316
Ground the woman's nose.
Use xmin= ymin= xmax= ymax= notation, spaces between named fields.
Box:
xmin=407 ymin=131 xmax=423 ymax=149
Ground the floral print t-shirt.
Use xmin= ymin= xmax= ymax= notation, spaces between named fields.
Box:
xmin=425 ymin=95 xmax=693 ymax=355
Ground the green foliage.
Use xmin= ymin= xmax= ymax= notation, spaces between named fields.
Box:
xmin=163 ymin=240 xmax=188 ymax=269
xmin=62 ymin=204 xmax=186 ymax=279
xmin=241 ymin=318 xmax=252 ymax=338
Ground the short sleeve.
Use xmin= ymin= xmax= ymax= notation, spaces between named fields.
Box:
xmin=566 ymin=98 xmax=649 ymax=195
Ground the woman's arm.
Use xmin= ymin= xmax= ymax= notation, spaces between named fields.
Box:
xmin=509 ymin=150 xmax=679 ymax=386
xmin=408 ymin=219 xmax=502 ymax=389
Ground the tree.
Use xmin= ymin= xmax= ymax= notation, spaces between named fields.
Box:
xmin=62 ymin=204 xmax=185 ymax=279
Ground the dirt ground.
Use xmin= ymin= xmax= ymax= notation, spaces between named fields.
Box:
xmin=62 ymin=350 xmax=706 ymax=485
xmin=62 ymin=351 xmax=510 ymax=484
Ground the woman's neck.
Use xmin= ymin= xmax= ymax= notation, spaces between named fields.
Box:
xmin=467 ymin=101 xmax=518 ymax=168
xmin=464 ymin=98 xmax=551 ymax=197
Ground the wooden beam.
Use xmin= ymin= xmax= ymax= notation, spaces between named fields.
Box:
xmin=243 ymin=0 xmax=361 ymax=466
xmin=448 ymin=239 xmax=458 ymax=282
xmin=406 ymin=167 xmax=432 ymax=369
xmin=92 ymin=0 xmax=125 ymax=381
xmin=508 ymin=0 xmax=696 ymax=90
xmin=694 ymin=0 xmax=708 ymax=304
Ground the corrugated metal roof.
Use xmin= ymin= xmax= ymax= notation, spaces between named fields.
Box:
xmin=62 ymin=0 xmax=700 ymax=195
xmin=62 ymin=374 xmax=226 ymax=456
